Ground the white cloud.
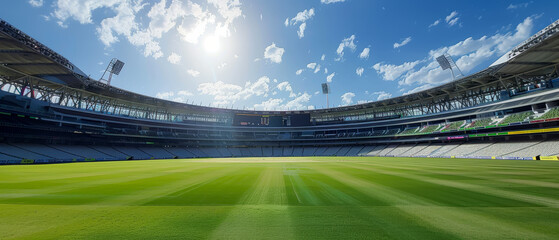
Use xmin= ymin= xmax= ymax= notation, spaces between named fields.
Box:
xmin=326 ymin=72 xmax=335 ymax=82
xmin=359 ymin=47 xmax=370 ymax=59
xmin=187 ymin=69 xmax=200 ymax=77
xmin=507 ymin=2 xmax=530 ymax=10
xmin=296 ymin=69 xmax=304 ymax=75
xmin=289 ymin=8 xmax=314 ymax=26
xmin=314 ymin=64 xmax=321 ymax=73
xmin=28 ymin=0 xmax=43 ymax=7
xmin=178 ymin=90 xmax=193 ymax=96
xmin=94 ymin=1 xmax=145 ymax=45
xmin=448 ymin=17 xmax=460 ymax=27
xmin=429 ymin=19 xmax=440 ymax=28
xmin=307 ymin=62 xmax=317 ymax=69
xmin=52 ymin=0 xmax=118 ymax=25
xmin=285 ymin=92 xmax=312 ymax=110
xmin=255 ymin=92 xmax=312 ymax=110
xmin=393 ymin=37 xmax=412 ymax=48
xmin=372 ymin=91 xmax=392 ymax=101
xmin=198 ymin=81 xmax=242 ymax=105
xmin=207 ymin=0 xmax=242 ymax=38
xmin=373 ymin=60 xmax=421 ymax=81
xmin=53 ymin=0 xmax=183 ymax=59
xmin=277 ymin=81 xmax=296 ymax=98
xmin=297 ymin=23 xmax=307 ymax=38
xmin=198 ymin=81 xmax=243 ymax=96
xmin=336 ymin=35 xmax=357 ymax=60
xmin=391 ymin=17 xmax=533 ymax=93
xmin=240 ymin=76 xmax=270 ymax=99
xmin=397 ymin=61 xmax=446 ymax=87
xmin=356 ymin=67 xmax=364 ymax=76
xmin=177 ymin=2 xmax=215 ymax=44
xmin=445 ymin=11 xmax=458 ymax=23
xmin=155 ymin=90 xmax=193 ymax=103
xmin=147 ymin=0 xmax=186 ymax=38
xmin=321 ymin=0 xmax=346 ymax=4
xmin=324 ymin=68 xmax=328 ymax=74
xmin=198 ymin=76 xmax=271 ymax=106
xmin=106 ymin=0 xmax=185 ymax=59
xmin=445 ymin=11 xmax=459 ymax=26
xmin=277 ymin=81 xmax=292 ymax=92
xmin=321 ymin=54 xmax=326 ymax=61
xmin=254 ymin=98 xmax=284 ymax=110
xmin=341 ymin=92 xmax=355 ymax=106
xmin=52 ymin=0 xmax=241 ymax=60
xmin=403 ymin=84 xmax=434 ymax=95
xmin=167 ymin=52 xmax=181 ymax=64
xmin=156 ymin=91 xmax=174 ymax=99
xmin=286 ymin=8 xmax=314 ymax=39
xmin=264 ymin=43 xmax=285 ymax=63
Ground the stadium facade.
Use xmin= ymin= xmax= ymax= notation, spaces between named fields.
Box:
xmin=1 ymin=18 xmax=559 ymax=164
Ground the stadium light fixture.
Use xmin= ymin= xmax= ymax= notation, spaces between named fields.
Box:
xmin=436 ymin=54 xmax=463 ymax=80
xmin=100 ymin=58 xmax=125 ymax=85
xmin=322 ymin=83 xmax=330 ymax=108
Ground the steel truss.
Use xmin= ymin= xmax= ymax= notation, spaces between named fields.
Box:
xmin=312 ymin=63 xmax=559 ymax=122
xmin=0 ymin=62 xmax=557 ymax=125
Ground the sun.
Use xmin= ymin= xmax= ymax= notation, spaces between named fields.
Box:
xmin=203 ymin=35 xmax=220 ymax=54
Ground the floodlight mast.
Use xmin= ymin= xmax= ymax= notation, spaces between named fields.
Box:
xmin=100 ymin=58 xmax=125 ymax=85
xmin=321 ymin=83 xmax=330 ymax=108
xmin=436 ymin=54 xmax=463 ymax=80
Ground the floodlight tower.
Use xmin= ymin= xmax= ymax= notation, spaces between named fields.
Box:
xmin=321 ymin=83 xmax=330 ymax=108
xmin=100 ymin=58 xmax=125 ymax=85
xmin=436 ymin=54 xmax=463 ymax=80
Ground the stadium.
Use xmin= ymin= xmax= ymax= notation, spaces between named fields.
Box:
xmin=2 ymin=18 xmax=559 ymax=162
xmin=2 ymin=8 xmax=559 ymax=240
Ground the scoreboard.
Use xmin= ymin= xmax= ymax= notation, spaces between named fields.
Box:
xmin=233 ymin=113 xmax=311 ymax=127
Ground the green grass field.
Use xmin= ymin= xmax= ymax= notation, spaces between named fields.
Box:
xmin=1 ymin=157 xmax=559 ymax=239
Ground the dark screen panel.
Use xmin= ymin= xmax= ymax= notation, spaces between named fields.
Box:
xmin=233 ymin=113 xmax=311 ymax=127
xmin=290 ymin=114 xmax=311 ymax=126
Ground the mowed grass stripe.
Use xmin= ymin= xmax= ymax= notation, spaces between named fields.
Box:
xmin=361 ymin=159 xmax=559 ymax=200
xmin=292 ymin=163 xmax=458 ymax=239
xmin=1 ymin=164 xmax=249 ymax=239
xmin=209 ymin=165 xmax=295 ymax=239
xmin=3 ymin=205 xmax=237 ymax=240
xmin=1 ymin=157 xmax=559 ymax=239
xmin=102 ymin=164 xmax=241 ymax=206
xmin=284 ymin=166 xmax=322 ymax=205
xmin=142 ymin=165 xmax=258 ymax=206
xmin=0 ymin=160 xmax=182 ymax=184
xmin=353 ymin=161 xmax=559 ymax=207
xmin=0 ymin=164 xmax=229 ymax=205
xmin=0 ymin=162 xmax=189 ymax=197
xmin=240 ymin=165 xmax=287 ymax=205
xmin=285 ymin=163 xmax=378 ymax=206
xmin=0 ymin=164 xmax=244 ymax=239
xmin=316 ymin=162 xmax=554 ymax=239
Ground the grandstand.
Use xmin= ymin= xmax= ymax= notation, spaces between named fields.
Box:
xmin=1 ymin=18 xmax=559 ymax=164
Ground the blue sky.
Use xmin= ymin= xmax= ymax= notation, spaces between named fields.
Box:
xmin=2 ymin=0 xmax=558 ymax=110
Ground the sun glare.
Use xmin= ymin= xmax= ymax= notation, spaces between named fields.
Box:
xmin=203 ymin=35 xmax=220 ymax=54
